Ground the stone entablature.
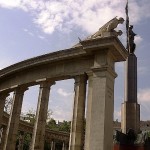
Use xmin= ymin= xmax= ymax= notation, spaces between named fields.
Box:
xmin=0 ymin=36 xmax=127 ymax=93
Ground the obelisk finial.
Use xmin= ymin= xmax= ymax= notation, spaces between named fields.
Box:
xmin=125 ymin=0 xmax=129 ymax=52
xmin=125 ymin=0 xmax=137 ymax=54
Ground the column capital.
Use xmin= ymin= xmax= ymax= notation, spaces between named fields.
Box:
xmin=74 ymin=73 xmax=87 ymax=85
xmin=89 ymin=66 xmax=117 ymax=78
xmin=14 ymin=86 xmax=28 ymax=95
xmin=40 ymin=81 xmax=55 ymax=88
xmin=36 ymin=78 xmax=55 ymax=88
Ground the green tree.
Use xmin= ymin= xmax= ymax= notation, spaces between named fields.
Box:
xmin=58 ymin=121 xmax=71 ymax=132
xmin=24 ymin=108 xmax=36 ymax=124
xmin=47 ymin=118 xmax=59 ymax=131
xmin=23 ymin=133 xmax=32 ymax=150
xmin=23 ymin=108 xmax=53 ymax=124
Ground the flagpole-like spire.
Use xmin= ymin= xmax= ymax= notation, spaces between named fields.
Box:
xmin=125 ymin=0 xmax=137 ymax=54
xmin=125 ymin=0 xmax=129 ymax=52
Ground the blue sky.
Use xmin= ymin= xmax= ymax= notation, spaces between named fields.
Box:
xmin=0 ymin=0 xmax=150 ymax=121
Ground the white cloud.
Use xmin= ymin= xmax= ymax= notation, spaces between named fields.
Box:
xmin=52 ymin=106 xmax=72 ymax=121
xmin=138 ymin=88 xmax=150 ymax=102
xmin=138 ymin=66 xmax=148 ymax=75
xmin=38 ymin=35 xmax=45 ymax=39
xmin=23 ymin=28 xmax=35 ymax=36
xmin=114 ymin=110 xmax=121 ymax=121
xmin=23 ymin=28 xmax=28 ymax=32
xmin=0 ymin=0 xmax=150 ymax=35
xmin=135 ymin=35 xmax=143 ymax=46
xmin=138 ymin=88 xmax=150 ymax=120
xmin=57 ymin=88 xmax=73 ymax=97
xmin=0 ymin=0 xmax=21 ymax=9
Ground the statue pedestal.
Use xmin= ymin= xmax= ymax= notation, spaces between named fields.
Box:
xmin=113 ymin=144 xmax=145 ymax=150
xmin=121 ymin=102 xmax=140 ymax=134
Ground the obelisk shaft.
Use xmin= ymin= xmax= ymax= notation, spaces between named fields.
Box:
xmin=121 ymin=53 xmax=140 ymax=134
xmin=125 ymin=54 xmax=137 ymax=103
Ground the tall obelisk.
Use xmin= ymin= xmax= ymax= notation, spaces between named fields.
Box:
xmin=121 ymin=0 xmax=140 ymax=134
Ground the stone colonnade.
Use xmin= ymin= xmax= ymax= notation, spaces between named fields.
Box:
xmin=0 ymin=62 xmax=116 ymax=150
xmin=0 ymin=36 xmax=127 ymax=150
xmin=0 ymin=81 xmax=70 ymax=150
xmin=16 ymin=132 xmax=68 ymax=150
xmin=0 ymin=75 xmax=87 ymax=150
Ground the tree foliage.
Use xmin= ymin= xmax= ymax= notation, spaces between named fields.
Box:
xmin=47 ymin=119 xmax=71 ymax=133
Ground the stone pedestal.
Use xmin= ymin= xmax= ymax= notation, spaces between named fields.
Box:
xmin=3 ymin=87 xmax=27 ymax=150
xmin=30 ymin=81 xmax=54 ymax=150
xmin=69 ymin=74 xmax=87 ymax=150
xmin=121 ymin=102 xmax=140 ymax=134
xmin=121 ymin=54 xmax=140 ymax=134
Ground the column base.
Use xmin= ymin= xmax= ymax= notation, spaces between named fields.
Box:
xmin=121 ymin=102 xmax=140 ymax=134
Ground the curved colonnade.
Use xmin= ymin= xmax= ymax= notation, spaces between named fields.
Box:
xmin=0 ymin=112 xmax=69 ymax=150
xmin=0 ymin=36 xmax=128 ymax=150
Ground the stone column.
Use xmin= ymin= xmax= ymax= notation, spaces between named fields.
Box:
xmin=69 ymin=74 xmax=87 ymax=150
xmin=62 ymin=141 xmax=67 ymax=150
xmin=3 ymin=87 xmax=27 ymax=150
xmin=0 ymin=126 xmax=6 ymax=150
xmin=30 ymin=81 xmax=54 ymax=150
xmin=51 ymin=141 xmax=54 ymax=150
xmin=84 ymin=51 xmax=117 ymax=150
xmin=62 ymin=142 xmax=65 ymax=150
xmin=51 ymin=140 xmax=55 ymax=150
xmin=0 ymin=94 xmax=7 ymax=150
xmin=0 ymin=93 xmax=9 ymax=127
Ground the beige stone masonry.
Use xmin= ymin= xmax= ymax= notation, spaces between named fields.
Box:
xmin=0 ymin=93 xmax=9 ymax=128
xmin=84 ymin=50 xmax=117 ymax=150
xmin=30 ymin=81 xmax=55 ymax=150
xmin=69 ymin=74 xmax=87 ymax=150
xmin=0 ymin=36 xmax=128 ymax=150
xmin=3 ymin=87 xmax=28 ymax=150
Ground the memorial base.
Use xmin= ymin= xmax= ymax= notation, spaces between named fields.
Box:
xmin=113 ymin=144 xmax=150 ymax=150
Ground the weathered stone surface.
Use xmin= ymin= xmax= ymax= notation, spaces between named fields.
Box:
xmin=3 ymin=87 xmax=27 ymax=150
xmin=0 ymin=37 xmax=127 ymax=92
xmin=84 ymin=50 xmax=117 ymax=150
xmin=30 ymin=81 xmax=54 ymax=150
xmin=0 ymin=35 xmax=128 ymax=150
xmin=69 ymin=74 xmax=87 ymax=150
